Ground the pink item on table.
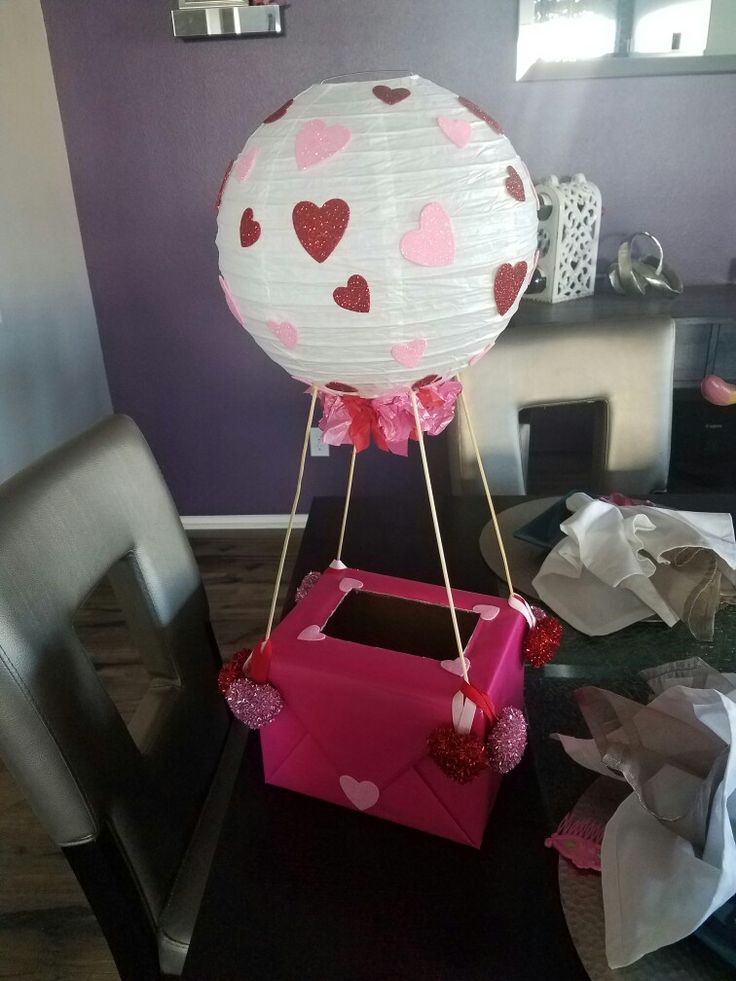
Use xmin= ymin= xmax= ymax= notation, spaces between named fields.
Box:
xmin=701 ymin=374 xmax=736 ymax=406
xmin=544 ymin=811 xmax=605 ymax=872
xmin=260 ymin=566 xmax=527 ymax=847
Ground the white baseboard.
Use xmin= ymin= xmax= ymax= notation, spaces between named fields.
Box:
xmin=181 ymin=514 xmax=308 ymax=532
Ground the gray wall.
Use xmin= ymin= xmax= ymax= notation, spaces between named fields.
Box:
xmin=41 ymin=0 xmax=736 ymax=515
xmin=0 ymin=0 xmax=111 ymax=484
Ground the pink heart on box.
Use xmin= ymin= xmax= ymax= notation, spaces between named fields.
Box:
xmin=295 ymin=120 xmax=352 ymax=171
xmin=338 ymin=577 xmax=364 ymax=593
xmin=298 ymin=625 xmax=326 ymax=642
xmin=400 ymin=202 xmax=455 ymax=267
xmin=437 ymin=116 xmax=471 ymax=148
xmin=472 ymin=604 xmax=499 ymax=621
xmin=267 ymin=320 xmax=298 ymax=349
xmin=235 ymin=148 xmax=258 ymax=182
xmin=391 ymin=338 xmax=427 ymax=368
xmin=339 ymin=775 xmax=379 ymax=811
xmin=440 ymin=657 xmax=471 ymax=677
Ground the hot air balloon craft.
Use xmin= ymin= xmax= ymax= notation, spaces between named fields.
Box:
xmin=214 ymin=74 xmax=560 ymax=846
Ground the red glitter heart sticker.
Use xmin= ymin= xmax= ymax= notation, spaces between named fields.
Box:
xmin=333 ymin=275 xmax=370 ymax=313
xmin=215 ymin=159 xmax=234 ymax=212
xmin=373 ymin=85 xmax=411 ymax=105
xmin=239 ymin=208 xmax=261 ymax=248
xmin=457 ymin=96 xmax=503 ymax=135
xmin=292 ymin=198 xmax=350 ymax=263
xmin=325 ymin=381 xmax=358 ymax=393
xmin=505 ymin=165 xmax=525 ymax=202
xmin=494 ymin=261 xmax=527 ymax=316
xmin=263 ymin=98 xmax=294 ymax=124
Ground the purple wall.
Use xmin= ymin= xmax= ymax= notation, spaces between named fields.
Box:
xmin=42 ymin=0 xmax=736 ymax=514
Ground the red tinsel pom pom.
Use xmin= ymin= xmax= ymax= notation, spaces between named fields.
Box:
xmin=523 ymin=608 xmax=562 ymax=668
xmin=427 ymin=725 xmax=489 ymax=784
xmin=218 ymin=647 xmax=250 ymax=694
xmin=487 ymin=706 xmax=527 ymax=774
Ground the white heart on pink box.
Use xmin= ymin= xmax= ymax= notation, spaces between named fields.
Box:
xmin=338 ymin=577 xmax=364 ymax=593
xmin=440 ymin=656 xmax=471 ymax=677
xmin=472 ymin=604 xmax=499 ymax=621
xmin=339 ymin=775 xmax=379 ymax=811
xmin=297 ymin=624 xmax=326 ymax=642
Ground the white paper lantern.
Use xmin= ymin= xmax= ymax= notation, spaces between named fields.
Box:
xmin=216 ymin=75 xmax=538 ymax=399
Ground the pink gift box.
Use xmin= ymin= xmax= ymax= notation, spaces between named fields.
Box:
xmin=260 ymin=566 xmax=526 ymax=847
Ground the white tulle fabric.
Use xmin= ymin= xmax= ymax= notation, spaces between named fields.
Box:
xmin=216 ymin=75 xmax=538 ymax=398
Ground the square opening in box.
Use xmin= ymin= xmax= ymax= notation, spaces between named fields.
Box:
xmin=324 ymin=590 xmax=478 ymax=661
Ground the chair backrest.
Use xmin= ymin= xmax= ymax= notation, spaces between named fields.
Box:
xmin=0 ymin=415 xmax=230 ymax=971
xmin=451 ymin=316 xmax=676 ymax=496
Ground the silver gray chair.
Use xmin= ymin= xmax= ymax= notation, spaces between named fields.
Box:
xmin=0 ymin=415 xmax=245 ymax=980
xmin=451 ymin=317 xmax=676 ymax=497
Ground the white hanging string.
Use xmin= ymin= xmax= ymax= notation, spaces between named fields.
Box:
xmin=457 ymin=388 xmax=516 ymax=600
xmin=409 ymin=389 xmax=469 ymax=683
xmin=336 ymin=445 xmax=357 ymax=565
xmin=264 ymin=386 xmax=319 ymax=640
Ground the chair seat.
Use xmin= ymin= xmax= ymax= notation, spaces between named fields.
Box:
xmin=158 ymin=722 xmax=248 ymax=976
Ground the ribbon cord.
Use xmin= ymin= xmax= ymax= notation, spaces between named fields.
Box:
xmin=264 ymin=386 xmax=319 ymax=640
xmin=458 ymin=388 xmax=515 ymax=599
xmin=409 ymin=389 xmax=470 ymax=684
xmin=335 ymin=445 xmax=357 ymax=565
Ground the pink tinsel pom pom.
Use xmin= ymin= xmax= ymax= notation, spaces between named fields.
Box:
xmin=226 ymin=678 xmax=283 ymax=730
xmin=487 ymin=706 xmax=527 ymax=774
xmin=295 ymin=571 xmax=321 ymax=603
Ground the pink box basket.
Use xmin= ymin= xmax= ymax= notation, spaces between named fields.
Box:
xmin=260 ymin=566 xmax=527 ymax=847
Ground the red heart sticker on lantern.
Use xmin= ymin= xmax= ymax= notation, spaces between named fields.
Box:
xmin=372 ymin=85 xmax=411 ymax=105
xmin=457 ymin=96 xmax=503 ymax=135
xmin=263 ymin=98 xmax=293 ymax=124
xmin=293 ymin=199 xmax=350 ymax=263
xmin=505 ymin=166 xmax=526 ymax=202
xmin=333 ymin=275 xmax=370 ymax=313
xmin=239 ymin=208 xmax=261 ymax=248
xmin=494 ymin=261 xmax=528 ymax=316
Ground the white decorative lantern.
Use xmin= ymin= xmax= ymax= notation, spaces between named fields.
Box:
xmin=216 ymin=75 xmax=538 ymax=398
xmin=528 ymin=173 xmax=601 ymax=304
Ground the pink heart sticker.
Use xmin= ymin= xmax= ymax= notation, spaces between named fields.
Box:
xmin=391 ymin=338 xmax=427 ymax=368
xmin=267 ymin=320 xmax=298 ymax=349
xmin=472 ymin=604 xmax=500 ymax=621
xmin=339 ymin=775 xmax=379 ymax=811
xmin=400 ymin=202 xmax=455 ymax=267
xmin=338 ymin=577 xmax=364 ymax=593
xmin=235 ymin=148 xmax=259 ymax=182
xmin=437 ymin=116 xmax=471 ymax=149
xmin=440 ymin=657 xmax=471 ymax=677
xmin=219 ymin=276 xmax=245 ymax=327
xmin=297 ymin=625 xmax=326 ymax=642
xmin=295 ymin=120 xmax=352 ymax=171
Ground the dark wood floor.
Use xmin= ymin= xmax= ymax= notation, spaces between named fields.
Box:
xmin=0 ymin=530 xmax=299 ymax=981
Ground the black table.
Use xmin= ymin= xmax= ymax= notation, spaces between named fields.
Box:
xmin=183 ymin=493 xmax=736 ymax=981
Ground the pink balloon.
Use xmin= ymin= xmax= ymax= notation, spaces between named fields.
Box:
xmin=701 ymin=374 xmax=736 ymax=407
